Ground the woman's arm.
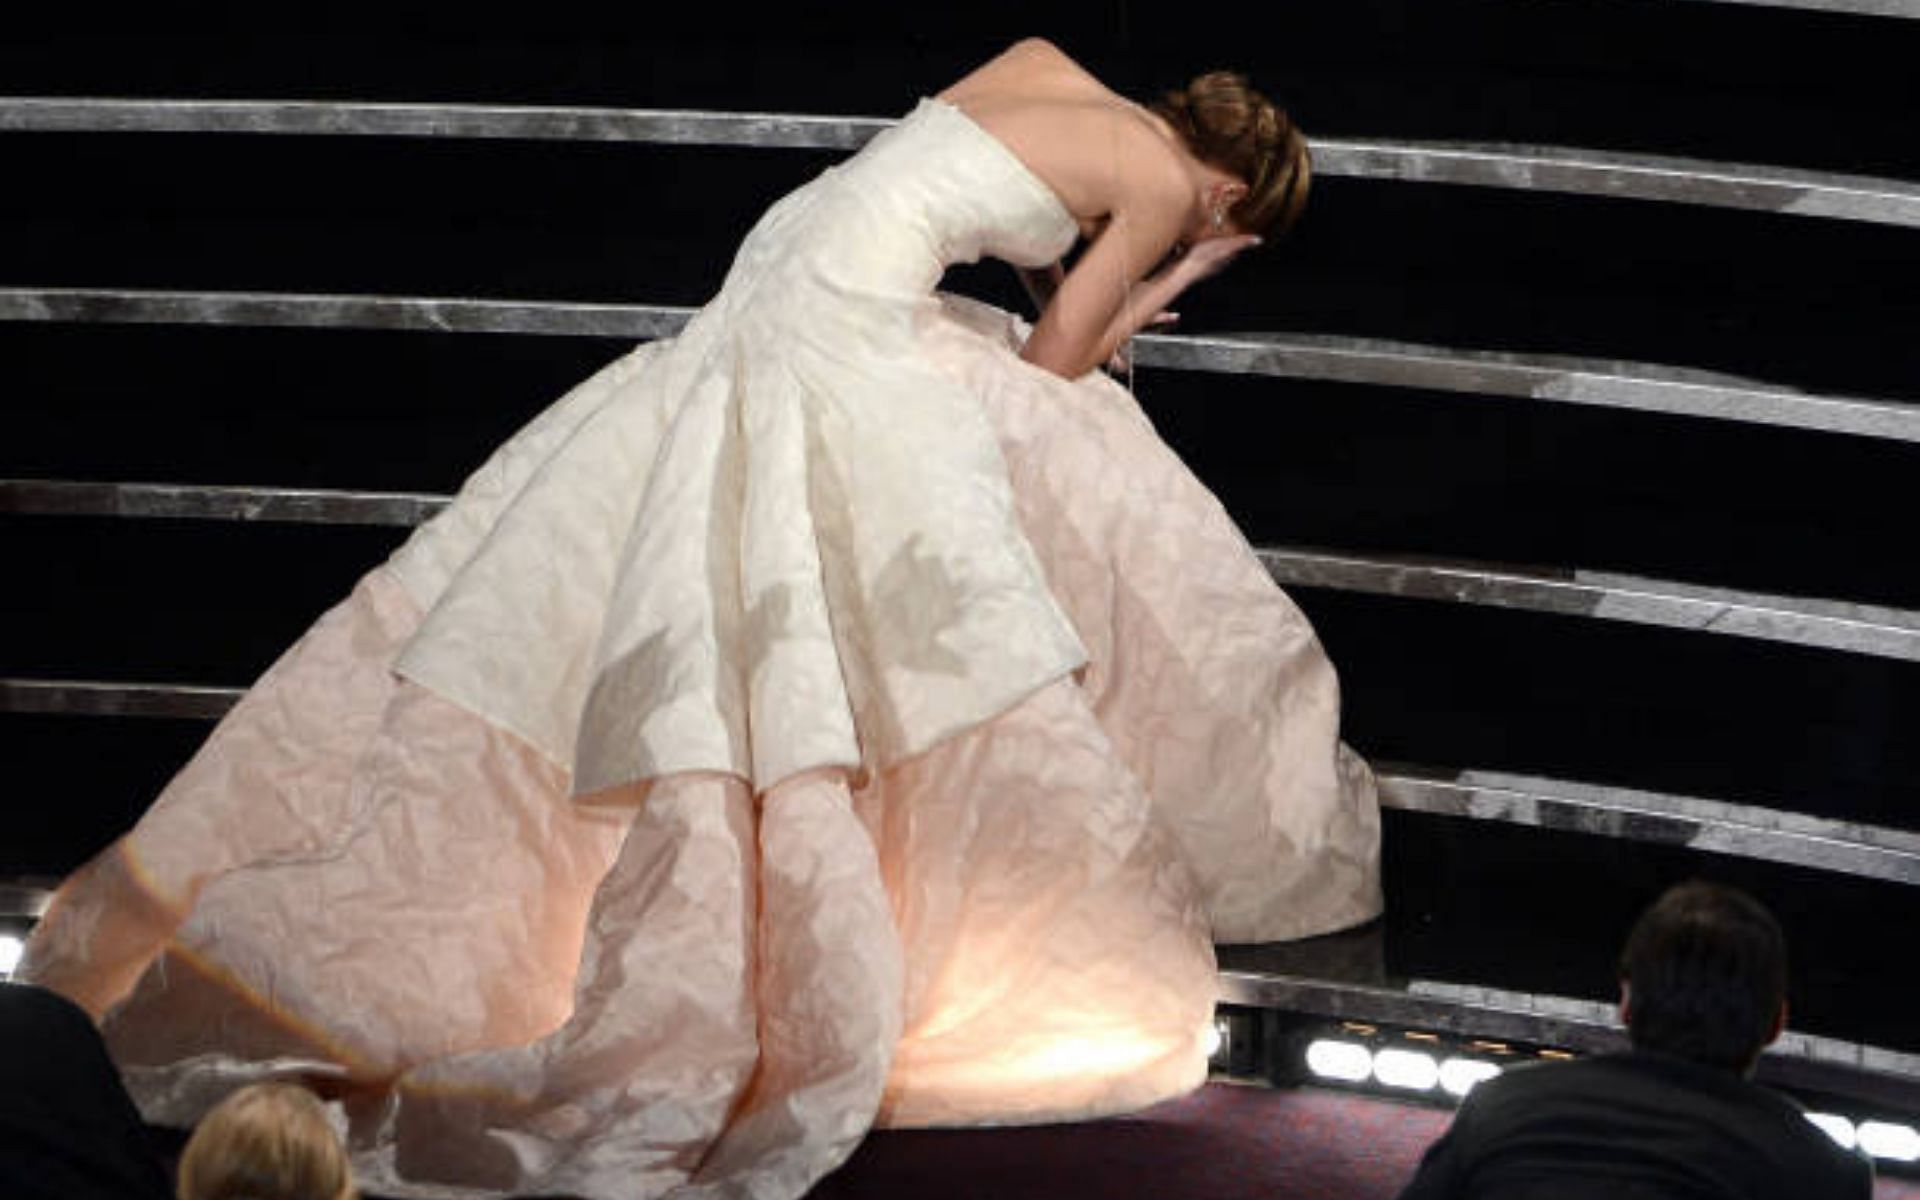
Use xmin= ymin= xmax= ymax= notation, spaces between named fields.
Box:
xmin=1018 ymin=131 xmax=1261 ymax=379
xmin=1022 ymin=220 xmax=1260 ymax=378
xmin=1019 ymin=178 xmax=1189 ymax=379
xmin=1014 ymin=261 xmax=1066 ymax=315
xmin=1096 ymin=233 xmax=1258 ymax=362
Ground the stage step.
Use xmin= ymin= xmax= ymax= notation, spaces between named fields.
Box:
xmin=3 ymin=0 xmax=1915 ymax=1135
xmin=7 ymin=673 xmax=1916 ymax=888
xmin=7 ymin=97 xmax=1918 ymax=228
xmin=1218 ymin=926 xmax=1920 ymax=1113
xmin=9 ymin=478 xmax=1920 ymax=662
xmin=5 ymin=288 xmax=1917 ymax=442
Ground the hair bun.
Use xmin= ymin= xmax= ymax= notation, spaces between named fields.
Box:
xmin=1157 ymin=87 xmax=1199 ymax=140
xmin=1254 ymin=103 xmax=1281 ymax=148
xmin=1146 ymin=70 xmax=1312 ymax=239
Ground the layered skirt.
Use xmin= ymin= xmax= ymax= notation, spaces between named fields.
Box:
xmin=23 ymin=295 xmax=1380 ymax=1199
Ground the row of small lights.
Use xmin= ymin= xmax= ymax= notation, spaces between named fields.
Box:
xmin=1297 ymin=1021 xmax=1520 ymax=1098
xmin=1298 ymin=1028 xmax=1920 ymax=1166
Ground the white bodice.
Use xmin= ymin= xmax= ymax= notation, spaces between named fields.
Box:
xmin=723 ymin=98 xmax=1081 ymax=307
xmin=387 ymin=97 xmax=1093 ymax=792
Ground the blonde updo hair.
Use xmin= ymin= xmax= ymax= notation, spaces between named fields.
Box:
xmin=1150 ymin=70 xmax=1311 ymax=237
xmin=177 ymin=1083 xmax=359 ymax=1200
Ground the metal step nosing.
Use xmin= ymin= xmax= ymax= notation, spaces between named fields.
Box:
xmin=1218 ymin=969 xmax=1624 ymax=1049
xmin=0 ymin=679 xmax=244 ymax=721
xmin=1690 ymin=0 xmax=1920 ymax=19
xmin=10 ymin=481 xmax=1920 ymax=663
xmin=1378 ymin=767 xmax=1920 ymax=886
xmin=0 ymin=287 xmax=696 ymax=339
xmin=1129 ymin=332 xmax=1920 ymax=443
xmin=4 ymin=288 xmax=1915 ymax=443
xmin=4 ymin=98 xmax=1918 ymax=225
xmin=0 ymin=479 xmax=446 ymax=526
xmin=6 ymin=678 xmax=1916 ymax=883
xmin=1257 ymin=547 xmax=1920 ymax=662
xmin=1219 ymin=970 xmax=1920 ymax=1105
xmin=0 ymin=99 xmax=891 ymax=150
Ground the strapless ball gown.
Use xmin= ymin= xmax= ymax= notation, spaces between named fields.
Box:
xmin=21 ymin=98 xmax=1381 ymax=1200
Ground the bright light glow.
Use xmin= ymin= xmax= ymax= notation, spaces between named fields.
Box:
xmin=1305 ymin=1038 xmax=1373 ymax=1083
xmin=1805 ymin=1113 xmax=1856 ymax=1150
xmin=0 ymin=933 xmax=22 ymax=978
xmin=1012 ymin=1033 xmax=1180 ymax=1083
xmin=1372 ymin=1047 xmax=1442 ymax=1091
xmin=1439 ymin=1057 xmax=1503 ymax=1097
xmin=1857 ymin=1121 xmax=1920 ymax=1163
xmin=1203 ymin=1021 xmax=1226 ymax=1059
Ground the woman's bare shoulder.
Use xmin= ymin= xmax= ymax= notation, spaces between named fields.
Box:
xmin=936 ymin=41 xmax=1186 ymax=227
xmin=939 ymin=37 xmax=1109 ymax=105
xmin=1001 ymin=37 xmax=1086 ymax=73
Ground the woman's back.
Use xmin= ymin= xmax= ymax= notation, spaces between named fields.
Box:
xmin=936 ymin=39 xmax=1190 ymax=240
xmin=719 ymin=96 xmax=1083 ymax=310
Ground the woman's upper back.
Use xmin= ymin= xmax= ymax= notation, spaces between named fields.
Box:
xmin=720 ymin=95 xmax=1081 ymax=307
xmin=934 ymin=39 xmax=1191 ymax=242
xmin=711 ymin=42 xmax=1188 ymax=325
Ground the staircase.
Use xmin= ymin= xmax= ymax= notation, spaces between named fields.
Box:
xmin=3 ymin=0 xmax=1917 ymax=1162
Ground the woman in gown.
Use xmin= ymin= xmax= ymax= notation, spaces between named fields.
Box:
xmin=21 ymin=38 xmax=1380 ymax=1200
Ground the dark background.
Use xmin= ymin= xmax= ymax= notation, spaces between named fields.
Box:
xmin=4 ymin=1 xmax=1918 ymax=1053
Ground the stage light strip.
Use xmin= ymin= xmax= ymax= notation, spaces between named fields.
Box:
xmin=3 ymin=289 xmax=1916 ymax=444
xmin=3 ymin=98 xmax=1918 ymax=226
xmin=1809 ymin=1111 xmax=1861 ymax=1149
xmin=1303 ymin=1038 xmax=1504 ymax=1098
xmin=10 ymin=479 xmax=1920 ymax=662
xmin=1292 ymin=1024 xmax=1917 ymax=1164
xmin=0 ymin=884 xmax=53 ymax=919
xmin=1859 ymin=1121 xmax=1920 ymax=1162
xmin=1216 ymin=966 xmax=1920 ymax=1110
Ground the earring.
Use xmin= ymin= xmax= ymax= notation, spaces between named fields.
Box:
xmin=1210 ymin=207 xmax=1226 ymax=231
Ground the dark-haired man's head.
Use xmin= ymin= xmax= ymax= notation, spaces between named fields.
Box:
xmin=1618 ymin=882 xmax=1788 ymax=1074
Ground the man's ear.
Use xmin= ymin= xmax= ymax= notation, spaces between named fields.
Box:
xmin=1765 ymin=999 xmax=1788 ymax=1047
xmin=1618 ymin=980 xmax=1632 ymax=1026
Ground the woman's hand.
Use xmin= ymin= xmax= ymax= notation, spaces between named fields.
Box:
xmin=1105 ymin=312 xmax=1178 ymax=376
xmin=1164 ymin=234 xmax=1261 ymax=290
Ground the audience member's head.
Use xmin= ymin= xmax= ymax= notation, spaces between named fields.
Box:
xmin=1618 ymin=881 xmax=1788 ymax=1074
xmin=176 ymin=1082 xmax=357 ymax=1200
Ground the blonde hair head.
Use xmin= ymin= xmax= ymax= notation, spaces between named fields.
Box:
xmin=176 ymin=1083 xmax=358 ymax=1200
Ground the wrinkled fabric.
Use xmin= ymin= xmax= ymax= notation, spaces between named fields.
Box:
xmin=385 ymin=98 xmax=1089 ymax=794
xmin=21 ymin=96 xmax=1380 ymax=1200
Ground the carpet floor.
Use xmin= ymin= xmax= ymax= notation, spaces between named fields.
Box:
xmin=811 ymin=1082 xmax=1919 ymax=1200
